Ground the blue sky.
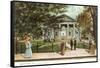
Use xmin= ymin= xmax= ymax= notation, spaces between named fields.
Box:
xmin=65 ymin=5 xmax=85 ymax=19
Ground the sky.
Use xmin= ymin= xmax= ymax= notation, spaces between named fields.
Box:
xmin=65 ymin=5 xmax=85 ymax=19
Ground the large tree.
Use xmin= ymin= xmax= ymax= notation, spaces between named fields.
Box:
xmin=14 ymin=2 xmax=68 ymax=38
xmin=77 ymin=6 xmax=97 ymax=40
xmin=86 ymin=6 xmax=97 ymax=42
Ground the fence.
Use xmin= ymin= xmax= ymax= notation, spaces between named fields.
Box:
xmin=15 ymin=41 xmax=60 ymax=54
xmin=15 ymin=40 xmax=90 ymax=54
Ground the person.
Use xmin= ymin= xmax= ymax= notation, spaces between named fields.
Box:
xmin=89 ymin=39 xmax=92 ymax=50
xmin=24 ymin=35 xmax=32 ymax=58
xmin=70 ymin=38 xmax=73 ymax=50
xmin=89 ymin=39 xmax=96 ymax=54
xmin=60 ymin=38 xmax=65 ymax=55
xmin=23 ymin=33 xmax=28 ymax=40
xmin=74 ymin=38 xmax=77 ymax=50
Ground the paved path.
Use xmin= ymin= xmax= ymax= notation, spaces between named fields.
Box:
xmin=15 ymin=48 xmax=96 ymax=61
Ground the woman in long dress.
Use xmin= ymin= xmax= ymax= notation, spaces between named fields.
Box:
xmin=24 ymin=36 xmax=32 ymax=58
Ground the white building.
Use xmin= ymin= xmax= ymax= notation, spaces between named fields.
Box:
xmin=42 ymin=15 xmax=80 ymax=41
xmin=58 ymin=22 xmax=80 ymax=41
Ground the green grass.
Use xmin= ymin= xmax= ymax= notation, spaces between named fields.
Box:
xmin=15 ymin=40 xmax=89 ymax=54
xmin=15 ymin=40 xmax=60 ymax=53
xmin=76 ymin=42 xmax=89 ymax=49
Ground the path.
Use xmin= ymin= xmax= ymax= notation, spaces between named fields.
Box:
xmin=15 ymin=48 xmax=96 ymax=61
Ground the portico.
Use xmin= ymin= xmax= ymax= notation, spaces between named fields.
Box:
xmin=59 ymin=22 xmax=80 ymax=40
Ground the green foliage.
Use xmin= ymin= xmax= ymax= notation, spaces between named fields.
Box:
xmin=15 ymin=41 xmax=60 ymax=53
xmin=77 ymin=6 xmax=97 ymax=40
xmin=14 ymin=2 xmax=68 ymax=38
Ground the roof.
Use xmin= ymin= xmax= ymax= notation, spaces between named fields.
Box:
xmin=65 ymin=15 xmax=76 ymax=22
xmin=58 ymin=14 xmax=76 ymax=22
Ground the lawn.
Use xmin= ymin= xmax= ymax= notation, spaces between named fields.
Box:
xmin=76 ymin=42 xmax=89 ymax=49
xmin=15 ymin=40 xmax=88 ymax=54
xmin=15 ymin=40 xmax=60 ymax=54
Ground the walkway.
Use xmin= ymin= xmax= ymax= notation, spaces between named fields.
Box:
xmin=15 ymin=48 xmax=96 ymax=61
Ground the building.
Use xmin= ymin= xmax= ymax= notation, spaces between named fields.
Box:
xmin=42 ymin=15 xmax=80 ymax=41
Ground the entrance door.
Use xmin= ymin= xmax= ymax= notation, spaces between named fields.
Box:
xmin=61 ymin=30 xmax=66 ymax=36
xmin=60 ymin=26 xmax=66 ymax=37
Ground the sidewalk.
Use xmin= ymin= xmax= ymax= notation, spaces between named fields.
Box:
xmin=15 ymin=48 xmax=96 ymax=61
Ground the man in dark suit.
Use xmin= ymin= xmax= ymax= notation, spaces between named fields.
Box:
xmin=60 ymin=38 xmax=65 ymax=55
xmin=70 ymin=39 xmax=73 ymax=50
xmin=74 ymin=39 xmax=77 ymax=50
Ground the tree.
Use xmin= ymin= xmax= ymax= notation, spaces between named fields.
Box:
xmin=14 ymin=2 xmax=68 ymax=38
xmin=77 ymin=9 xmax=91 ymax=34
xmin=77 ymin=6 xmax=97 ymax=40
xmin=86 ymin=6 xmax=97 ymax=42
